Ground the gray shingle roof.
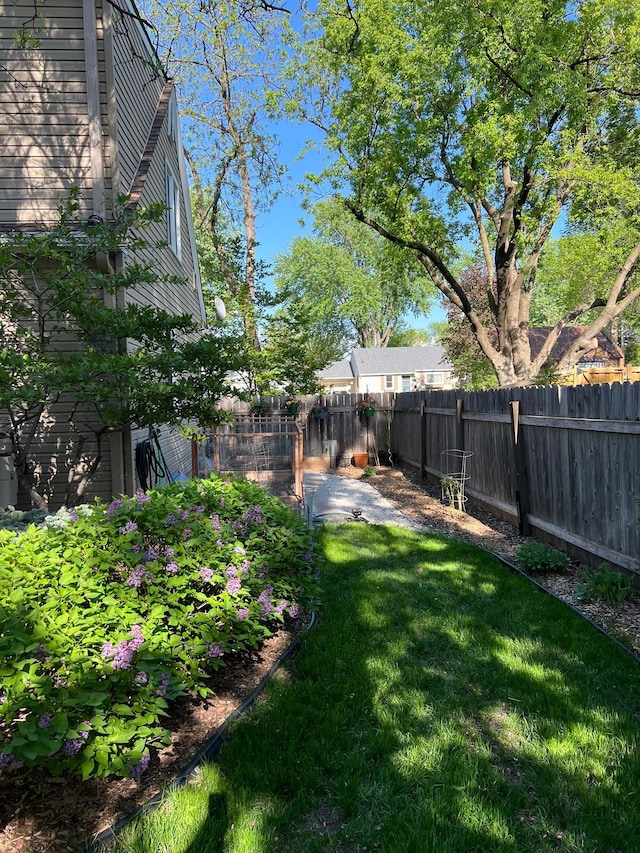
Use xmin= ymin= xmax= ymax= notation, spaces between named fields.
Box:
xmin=352 ymin=346 xmax=452 ymax=375
xmin=318 ymin=359 xmax=354 ymax=379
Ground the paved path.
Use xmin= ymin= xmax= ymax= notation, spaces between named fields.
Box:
xmin=302 ymin=471 xmax=430 ymax=532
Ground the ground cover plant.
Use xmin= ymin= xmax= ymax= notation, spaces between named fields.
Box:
xmin=109 ymin=522 xmax=640 ymax=853
xmin=516 ymin=541 xmax=570 ymax=573
xmin=0 ymin=476 xmax=318 ymax=782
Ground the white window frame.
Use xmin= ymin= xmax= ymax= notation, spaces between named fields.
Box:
xmin=385 ymin=374 xmax=393 ymax=389
xmin=166 ymin=161 xmax=181 ymax=259
xmin=401 ymin=374 xmax=411 ymax=392
xmin=423 ymin=372 xmax=444 ymax=385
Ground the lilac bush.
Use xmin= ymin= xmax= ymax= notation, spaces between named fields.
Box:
xmin=0 ymin=475 xmax=319 ymax=780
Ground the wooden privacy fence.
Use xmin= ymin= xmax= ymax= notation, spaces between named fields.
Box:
xmin=392 ymin=383 xmax=640 ymax=574
xmin=197 ymin=385 xmax=639 ymax=573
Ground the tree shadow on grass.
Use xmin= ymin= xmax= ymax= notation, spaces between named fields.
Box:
xmin=131 ymin=523 xmax=640 ymax=853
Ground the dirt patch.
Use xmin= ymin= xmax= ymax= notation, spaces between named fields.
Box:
xmin=343 ymin=464 xmax=640 ymax=656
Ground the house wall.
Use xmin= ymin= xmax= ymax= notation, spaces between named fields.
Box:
xmin=2 ymin=0 xmax=206 ymax=506
xmin=0 ymin=0 xmax=100 ymax=225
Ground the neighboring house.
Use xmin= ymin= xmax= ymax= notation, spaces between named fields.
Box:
xmin=318 ymin=346 xmax=455 ymax=394
xmin=528 ymin=327 xmax=626 ymax=383
xmin=0 ymin=0 xmax=206 ymax=505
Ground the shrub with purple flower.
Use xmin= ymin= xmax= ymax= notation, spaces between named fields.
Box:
xmin=0 ymin=473 xmax=319 ymax=780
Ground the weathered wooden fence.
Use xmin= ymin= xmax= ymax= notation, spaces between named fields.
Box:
xmin=210 ymin=385 xmax=639 ymax=573
xmin=392 ymin=384 xmax=640 ymax=574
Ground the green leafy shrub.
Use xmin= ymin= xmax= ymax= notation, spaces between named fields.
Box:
xmin=516 ymin=541 xmax=569 ymax=573
xmin=362 ymin=466 xmax=377 ymax=477
xmin=573 ymin=563 xmax=635 ymax=605
xmin=0 ymin=476 xmax=319 ymax=781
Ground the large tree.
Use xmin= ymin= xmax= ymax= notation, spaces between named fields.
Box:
xmin=290 ymin=0 xmax=640 ymax=386
xmin=144 ymin=0 xmax=287 ymax=354
xmin=273 ymin=199 xmax=435 ymax=350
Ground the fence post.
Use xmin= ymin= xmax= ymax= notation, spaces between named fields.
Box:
xmin=510 ymin=400 xmax=532 ymax=536
xmin=420 ymin=398 xmax=426 ymax=480
xmin=455 ymin=397 xmax=465 ymax=451
xmin=191 ymin=438 xmax=199 ymax=478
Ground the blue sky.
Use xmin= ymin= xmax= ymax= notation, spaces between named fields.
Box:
xmin=253 ymin=117 xmax=446 ymax=333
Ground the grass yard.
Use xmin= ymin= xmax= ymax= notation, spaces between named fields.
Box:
xmin=108 ymin=523 xmax=640 ymax=853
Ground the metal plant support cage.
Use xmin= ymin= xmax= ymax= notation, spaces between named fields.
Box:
xmin=440 ymin=449 xmax=473 ymax=512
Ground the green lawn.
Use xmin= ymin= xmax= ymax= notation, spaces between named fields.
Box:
xmin=107 ymin=523 xmax=640 ymax=853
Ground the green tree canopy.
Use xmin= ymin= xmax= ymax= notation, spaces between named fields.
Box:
xmin=288 ymin=0 xmax=640 ymax=386
xmin=273 ymin=199 xmax=436 ymax=351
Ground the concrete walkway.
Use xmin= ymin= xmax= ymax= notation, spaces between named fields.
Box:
xmin=302 ymin=471 xmax=430 ymax=532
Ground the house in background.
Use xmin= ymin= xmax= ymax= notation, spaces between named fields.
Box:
xmin=318 ymin=346 xmax=455 ymax=394
xmin=528 ymin=327 xmax=634 ymax=385
xmin=0 ymin=0 xmax=206 ymax=506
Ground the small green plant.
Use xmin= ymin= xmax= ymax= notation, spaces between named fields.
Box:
xmin=249 ymin=398 xmax=271 ymax=415
xmin=362 ymin=466 xmax=377 ymax=477
xmin=573 ymin=563 xmax=635 ymax=605
xmin=516 ymin=541 xmax=569 ymax=573
xmin=440 ymin=475 xmax=465 ymax=513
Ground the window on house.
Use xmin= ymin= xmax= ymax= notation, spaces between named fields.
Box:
xmin=423 ymin=372 xmax=444 ymax=385
xmin=166 ymin=163 xmax=181 ymax=259
xmin=401 ymin=375 xmax=411 ymax=392
xmin=385 ymin=374 xmax=393 ymax=389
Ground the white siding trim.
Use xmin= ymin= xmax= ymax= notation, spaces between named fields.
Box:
xmin=172 ymin=100 xmax=207 ymax=324
xmin=83 ymin=0 xmax=105 ymax=217
xmin=165 ymin=159 xmax=181 ymax=259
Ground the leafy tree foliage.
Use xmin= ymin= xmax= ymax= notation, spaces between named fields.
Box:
xmin=273 ymin=199 xmax=435 ymax=351
xmin=290 ymin=0 xmax=640 ymax=386
xmin=0 ymin=195 xmax=241 ymax=509
xmin=145 ymin=0 xmax=288 ymax=355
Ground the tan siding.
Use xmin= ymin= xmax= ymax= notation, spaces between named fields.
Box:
xmin=111 ymin=14 xmax=164 ymax=195
xmin=0 ymin=0 xmax=93 ymax=224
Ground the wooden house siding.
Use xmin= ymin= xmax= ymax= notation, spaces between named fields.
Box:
xmin=0 ymin=1 xmax=102 ymax=225
xmin=110 ymin=13 xmax=165 ymax=198
xmin=2 ymin=0 xmax=207 ymax=508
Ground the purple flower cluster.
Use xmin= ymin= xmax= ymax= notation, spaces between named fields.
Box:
xmin=135 ymin=488 xmax=151 ymax=505
xmin=288 ymin=603 xmax=301 ymax=618
xmin=243 ymin=504 xmax=263 ymax=525
xmin=226 ymin=577 xmax=242 ymax=595
xmin=144 ymin=547 xmax=159 ymax=563
xmin=0 ymin=753 xmax=14 ymax=767
xmin=37 ymin=712 xmax=52 ymax=729
xmin=258 ymin=589 xmax=272 ymax=616
xmin=236 ymin=607 xmax=249 ymax=621
xmin=191 ymin=505 xmax=205 ymax=514
xmin=165 ymin=561 xmax=179 ymax=574
xmin=62 ymin=728 xmax=89 ymax=757
xmin=225 ymin=566 xmax=237 ymax=579
xmin=127 ymin=565 xmax=149 ymax=588
xmin=134 ymin=671 xmax=148 ymax=685
xmin=129 ymin=753 xmax=150 ymax=781
xmin=200 ymin=567 xmax=213 ymax=582
xmin=234 ymin=546 xmax=245 ymax=555
xmin=164 ymin=512 xmax=177 ymax=526
xmin=102 ymin=624 xmax=144 ymax=670
xmin=207 ymin=643 xmax=224 ymax=658
xmin=179 ymin=509 xmax=190 ymax=521
xmin=210 ymin=514 xmax=222 ymax=531
xmin=274 ymin=600 xmax=288 ymax=616
xmin=156 ymin=672 xmax=169 ymax=697
xmin=106 ymin=499 xmax=123 ymax=518
xmin=119 ymin=521 xmax=138 ymax=535
xmin=67 ymin=507 xmax=79 ymax=522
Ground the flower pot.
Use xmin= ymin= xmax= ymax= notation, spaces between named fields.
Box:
xmin=363 ymin=408 xmax=375 ymax=417
xmin=352 ymin=452 xmax=369 ymax=468
xmin=285 ymin=404 xmax=300 ymax=415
